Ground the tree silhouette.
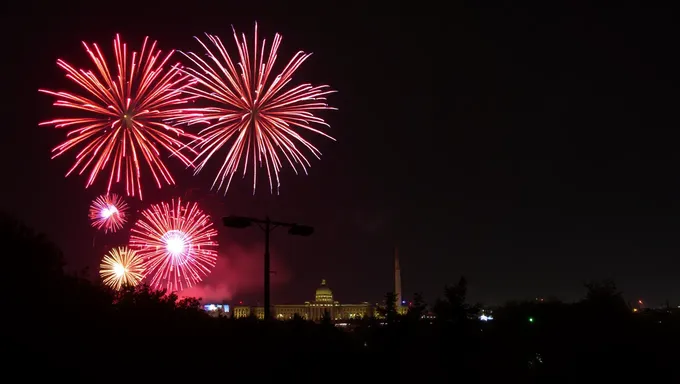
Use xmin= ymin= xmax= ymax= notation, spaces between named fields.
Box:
xmin=247 ymin=310 xmax=258 ymax=321
xmin=321 ymin=309 xmax=332 ymax=326
xmin=1 ymin=212 xmax=64 ymax=295
xmin=178 ymin=296 xmax=202 ymax=310
xmin=581 ymin=279 xmax=630 ymax=317
xmin=407 ymin=292 xmax=426 ymax=321
xmin=434 ymin=276 xmax=478 ymax=323
xmin=379 ymin=292 xmax=399 ymax=323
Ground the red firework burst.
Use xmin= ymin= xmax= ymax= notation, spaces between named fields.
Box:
xmin=39 ymin=34 xmax=199 ymax=200
xmin=175 ymin=23 xmax=336 ymax=194
xmin=129 ymin=198 xmax=218 ymax=292
xmin=89 ymin=193 xmax=129 ymax=233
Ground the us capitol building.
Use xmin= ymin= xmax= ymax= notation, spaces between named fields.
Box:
xmin=232 ymin=247 xmax=408 ymax=321
xmin=232 ymin=279 xmax=375 ymax=321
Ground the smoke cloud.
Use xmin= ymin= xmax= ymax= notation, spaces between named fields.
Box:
xmin=180 ymin=242 xmax=291 ymax=302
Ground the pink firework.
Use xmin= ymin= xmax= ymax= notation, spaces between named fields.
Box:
xmin=129 ymin=198 xmax=218 ymax=292
xmin=174 ymin=23 xmax=336 ymax=194
xmin=39 ymin=34 xmax=199 ymax=200
xmin=89 ymin=193 xmax=129 ymax=233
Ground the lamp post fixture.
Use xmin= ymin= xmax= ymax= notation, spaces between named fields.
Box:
xmin=222 ymin=215 xmax=314 ymax=320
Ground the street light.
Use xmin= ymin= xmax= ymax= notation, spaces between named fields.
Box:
xmin=222 ymin=215 xmax=314 ymax=320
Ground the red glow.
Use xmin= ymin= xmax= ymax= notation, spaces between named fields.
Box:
xmin=129 ymin=198 xmax=218 ymax=292
xmin=171 ymin=23 xmax=336 ymax=194
xmin=88 ymin=193 xmax=128 ymax=233
xmin=39 ymin=34 xmax=199 ymax=199
xmin=178 ymin=242 xmax=291 ymax=302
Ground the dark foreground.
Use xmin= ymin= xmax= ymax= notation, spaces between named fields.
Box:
xmin=5 ymin=213 xmax=679 ymax=382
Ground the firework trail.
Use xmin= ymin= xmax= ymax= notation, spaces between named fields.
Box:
xmin=173 ymin=23 xmax=336 ymax=194
xmin=129 ymin=198 xmax=218 ymax=292
xmin=89 ymin=193 xmax=128 ymax=233
xmin=100 ymin=247 xmax=145 ymax=290
xmin=39 ymin=34 xmax=200 ymax=199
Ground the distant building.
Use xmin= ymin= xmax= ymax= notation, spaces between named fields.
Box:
xmin=233 ymin=246 xmax=410 ymax=320
xmin=203 ymin=304 xmax=230 ymax=317
xmin=233 ymin=279 xmax=374 ymax=321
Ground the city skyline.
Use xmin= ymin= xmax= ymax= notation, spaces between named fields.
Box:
xmin=230 ymin=246 xmax=411 ymax=309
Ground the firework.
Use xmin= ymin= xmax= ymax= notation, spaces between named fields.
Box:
xmin=129 ymin=198 xmax=218 ymax=292
xmin=174 ymin=23 xmax=336 ymax=194
xmin=39 ymin=34 xmax=199 ymax=199
xmin=100 ymin=247 xmax=145 ymax=290
xmin=89 ymin=193 xmax=129 ymax=233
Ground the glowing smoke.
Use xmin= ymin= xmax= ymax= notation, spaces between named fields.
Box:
xmin=179 ymin=242 xmax=291 ymax=302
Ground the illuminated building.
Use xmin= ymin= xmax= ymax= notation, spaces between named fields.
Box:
xmin=233 ymin=247 xmax=410 ymax=320
xmin=203 ymin=304 xmax=230 ymax=317
xmin=233 ymin=279 xmax=373 ymax=321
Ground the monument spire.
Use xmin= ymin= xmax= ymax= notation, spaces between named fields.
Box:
xmin=394 ymin=245 xmax=402 ymax=306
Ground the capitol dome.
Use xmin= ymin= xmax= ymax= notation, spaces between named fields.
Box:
xmin=315 ymin=279 xmax=334 ymax=302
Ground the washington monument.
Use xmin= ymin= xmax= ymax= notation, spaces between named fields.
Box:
xmin=394 ymin=246 xmax=402 ymax=305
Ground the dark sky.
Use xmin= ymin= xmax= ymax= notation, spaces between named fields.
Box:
xmin=1 ymin=2 xmax=677 ymax=306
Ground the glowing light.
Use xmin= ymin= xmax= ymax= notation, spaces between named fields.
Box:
xmin=101 ymin=206 xmax=118 ymax=218
xmin=39 ymin=34 xmax=199 ymax=199
xmin=163 ymin=229 xmax=188 ymax=256
xmin=171 ymin=23 xmax=336 ymax=194
xmin=129 ymin=198 xmax=219 ymax=292
xmin=100 ymin=247 xmax=145 ymax=290
xmin=113 ymin=264 xmax=126 ymax=276
xmin=89 ymin=194 xmax=128 ymax=233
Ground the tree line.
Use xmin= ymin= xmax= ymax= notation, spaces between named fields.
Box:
xmin=3 ymin=212 xmax=678 ymax=382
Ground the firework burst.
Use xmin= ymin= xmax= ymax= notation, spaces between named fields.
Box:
xmin=129 ymin=198 xmax=218 ymax=292
xmin=89 ymin=193 xmax=129 ymax=233
xmin=39 ymin=34 xmax=199 ymax=199
xmin=174 ymin=23 xmax=336 ymax=194
xmin=100 ymin=247 xmax=145 ymax=290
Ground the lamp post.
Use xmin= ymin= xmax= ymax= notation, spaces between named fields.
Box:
xmin=222 ymin=215 xmax=314 ymax=320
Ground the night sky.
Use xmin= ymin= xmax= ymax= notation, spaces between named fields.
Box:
xmin=1 ymin=2 xmax=677 ymax=306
